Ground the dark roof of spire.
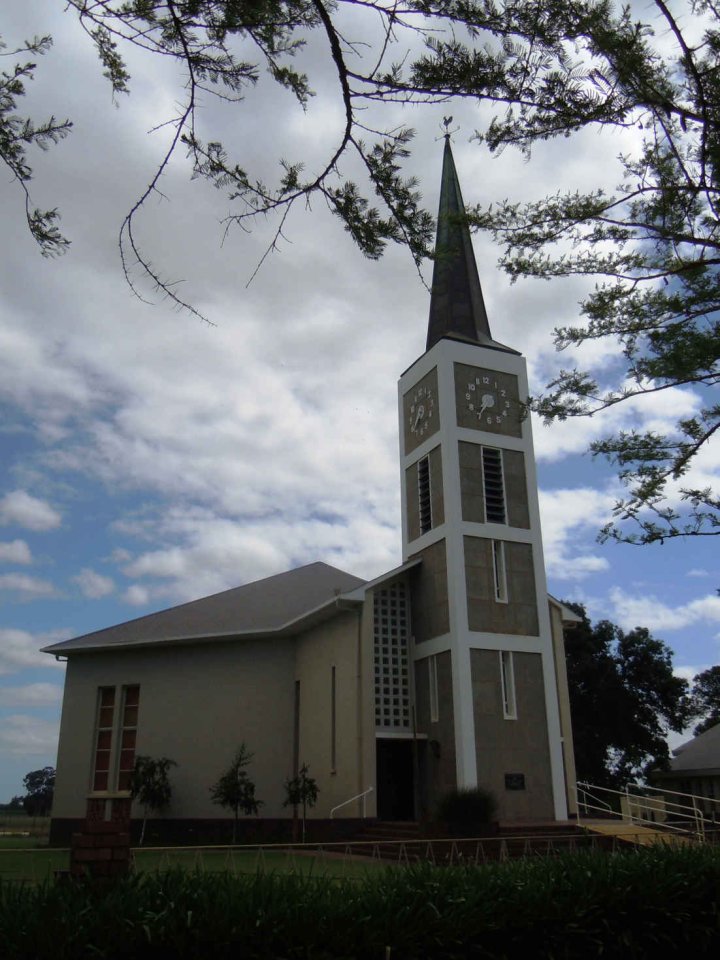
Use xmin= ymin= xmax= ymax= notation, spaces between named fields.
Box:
xmin=426 ymin=138 xmax=518 ymax=355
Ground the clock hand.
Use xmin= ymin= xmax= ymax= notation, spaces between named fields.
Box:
xmin=413 ymin=404 xmax=425 ymax=429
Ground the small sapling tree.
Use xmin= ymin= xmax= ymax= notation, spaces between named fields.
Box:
xmin=130 ymin=755 xmax=176 ymax=846
xmin=210 ymin=743 xmax=262 ymax=844
xmin=283 ymin=763 xmax=319 ymax=843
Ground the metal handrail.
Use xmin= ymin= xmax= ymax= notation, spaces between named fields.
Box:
xmin=575 ymin=783 xmax=613 ymax=815
xmin=330 ymin=786 xmax=374 ymax=819
xmin=574 ymin=781 xmax=717 ymax=841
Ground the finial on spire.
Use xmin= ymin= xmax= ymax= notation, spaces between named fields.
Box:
xmin=440 ymin=116 xmax=459 ymax=142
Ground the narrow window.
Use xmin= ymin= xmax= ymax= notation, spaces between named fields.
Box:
xmin=500 ymin=651 xmax=516 ymax=719
xmin=492 ymin=540 xmax=508 ymax=603
xmin=92 ymin=687 xmax=116 ymax=792
xmin=418 ymin=456 xmax=432 ymax=534
xmin=293 ymin=680 xmax=301 ymax=778
xmin=330 ymin=665 xmax=337 ymax=773
xmin=482 ymin=447 xmax=506 ymax=523
xmin=428 ymin=655 xmax=439 ymax=723
xmin=116 ymin=685 xmax=140 ymax=791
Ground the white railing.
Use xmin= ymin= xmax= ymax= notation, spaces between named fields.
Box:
xmin=330 ymin=786 xmax=374 ymax=819
xmin=574 ymin=780 xmax=720 ymax=842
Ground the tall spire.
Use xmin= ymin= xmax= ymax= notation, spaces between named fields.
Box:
xmin=426 ymin=138 xmax=500 ymax=351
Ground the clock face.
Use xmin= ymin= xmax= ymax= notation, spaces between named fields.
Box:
xmin=403 ymin=368 xmax=439 ymax=452
xmin=408 ymin=383 xmax=436 ymax=438
xmin=455 ymin=364 xmax=522 ymax=437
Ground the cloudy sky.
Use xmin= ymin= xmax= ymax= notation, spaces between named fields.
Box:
xmin=0 ymin=1 xmax=718 ymax=801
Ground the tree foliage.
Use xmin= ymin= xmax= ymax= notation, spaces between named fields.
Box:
xmin=4 ymin=1 xmax=718 ymax=539
xmin=20 ymin=766 xmax=55 ymax=817
xmin=130 ymin=754 xmax=177 ymax=845
xmin=0 ymin=33 xmax=71 ymax=255
xmin=210 ymin=743 xmax=262 ymax=842
xmin=563 ymin=603 xmax=692 ymax=788
xmin=690 ymin=664 xmax=720 ymax=735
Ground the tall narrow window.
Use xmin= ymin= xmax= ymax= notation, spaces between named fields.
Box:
xmin=330 ymin=665 xmax=337 ymax=774
xmin=116 ymin=685 xmax=140 ymax=791
xmin=500 ymin=651 xmax=517 ymax=719
xmin=428 ymin=655 xmax=439 ymax=723
xmin=92 ymin=687 xmax=115 ymax=792
xmin=92 ymin=684 xmax=141 ymax=793
xmin=293 ymin=680 xmax=301 ymax=778
xmin=418 ymin=455 xmax=432 ymax=534
xmin=492 ymin=540 xmax=508 ymax=603
xmin=482 ymin=447 xmax=506 ymax=523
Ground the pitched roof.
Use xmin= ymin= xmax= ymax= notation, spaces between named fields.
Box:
xmin=426 ymin=137 xmax=518 ymax=356
xmin=42 ymin=561 xmax=366 ymax=655
xmin=668 ymin=722 xmax=720 ymax=774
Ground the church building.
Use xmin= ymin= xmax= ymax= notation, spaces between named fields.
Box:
xmin=45 ymin=140 xmax=579 ymax=841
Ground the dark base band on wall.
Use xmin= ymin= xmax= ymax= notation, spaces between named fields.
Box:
xmin=49 ymin=816 xmax=370 ymax=847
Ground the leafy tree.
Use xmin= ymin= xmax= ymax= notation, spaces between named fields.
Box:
xmin=21 ymin=766 xmax=55 ymax=817
xmin=129 ymin=755 xmax=177 ymax=845
xmin=210 ymin=743 xmax=263 ymax=843
xmin=5 ymin=2 xmax=718 ymax=538
xmin=283 ymin=762 xmax=318 ymax=843
xmin=690 ymin=665 xmax=720 ymax=735
xmin=563 ymin=603 xmax=692 ymax=788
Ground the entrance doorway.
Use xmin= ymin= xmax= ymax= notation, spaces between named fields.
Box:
xmin=376 ymin=738 xmax=415 ymax=820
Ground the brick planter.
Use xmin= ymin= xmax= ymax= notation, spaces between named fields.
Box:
xmin=70 ymin=818 xmax=131 ymax=880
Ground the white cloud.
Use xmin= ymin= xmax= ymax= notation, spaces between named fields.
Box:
xmin=609 ymin=588 xmax=720 ymax=632
xmin=123 ymin=584 xmax=152 ymax=607
xmin=0 ymin=540 xmax=31 ymax=565
xmin=538 ymin=487 xmax=615 ymax=581
xmin=0 ymin=573 xmax=58 ymax=600
xmin=687 ymin=569 xmax=711 ymax=578
xmin=0 ymin=491 xmax=61 ymax=531
xmin=72 ymin=567 xmax=115 ymax=599
xmin=109 ymin=548 xmax=132 ymax=563
xmin=674 ymin=665 xmax=712 ymax=684
xmin=0 ymin=683 xmax=63 ymax=708
xmin=0 ymin=715 xmax=59 ymax=757
xmin=117 ymin=506 xmax=400 ymax=605
xmin=0 ymin=629 xmax=69 ymax=675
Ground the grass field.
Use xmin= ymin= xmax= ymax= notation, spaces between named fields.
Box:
xmin=0 ymin=837 xmax=389 ymax=883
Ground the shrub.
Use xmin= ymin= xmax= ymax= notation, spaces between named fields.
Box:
xmin=435 ymin=787 xmax=497 ymax=835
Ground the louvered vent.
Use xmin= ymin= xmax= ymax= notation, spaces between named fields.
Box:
xmin=418 ymin=456 xmax=432 ymax=533
xmin=482 ymin=448 xmax=506 ymax=523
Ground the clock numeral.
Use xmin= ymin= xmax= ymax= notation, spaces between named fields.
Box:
xmin=465 ymin=393 xmax=471 ymax=400
xmin=468 ymin=403 xmax=474 ymax=411
xmin=500 ymin=389 xmax=506 ymax=398
xmin=468 ymin=383 xmax=475 ymax=391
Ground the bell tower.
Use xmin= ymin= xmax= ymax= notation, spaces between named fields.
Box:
xmin=399 ymin=138 xmax=568 ymax=820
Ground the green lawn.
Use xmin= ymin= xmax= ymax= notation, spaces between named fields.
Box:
xmin=0 ymin=843 xmax=68 ymax=883
xmin=0 ymin=840 xmax=388 ymax=883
